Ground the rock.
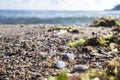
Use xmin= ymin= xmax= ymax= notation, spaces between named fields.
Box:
xmin=20 ymin=25 xmax=24 ymax=28
xmin=81 ymin=46 xmax=94 ymax=52
xmin=91 ymin=52 xmax=102 ymax=57
xmin=112 ymin=27 xmax=120 ymax=32
xmin=62 ymin=53 xmax=75 ymax=60
xmin=86 ymin=37 xmax=99 ymax=46
xmin=110 ymin=43 xmax=117 ymax=49
xmin=45 ymin=62 xmax=52 ymax=68
xmin=92 ymin=32 xmax=97 ymax=36
xmin=72 ymin=65 xmax=89 ymax=72
xmin=56 ymin=61 xmax=65 ymax=69
xmin=67 ymin=27 xmax=80 ymax=33
xmin=5 ymin=52 xmax=15 ymax=56
xmin=111 ymin=48 xmax=119 ymax=53
xmin=62 ymin=46 xmax=69 ymax=50
xmin=14 ymin=44 xmax=21 ymax=47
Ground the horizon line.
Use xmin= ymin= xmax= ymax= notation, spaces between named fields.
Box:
xmin=0 ymin=9 xmax=106 ymax=11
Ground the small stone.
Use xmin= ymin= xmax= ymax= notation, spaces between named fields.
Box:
xmin=62 ymin=46 xmax=69 ymax=49
xmin=82 ymin=46 xmax=93 ymax=52
xmin=91 ymin=52 xmax=102 ymax=56
xmin=5 ymin=52 xmax=15 ymax=56
xmin=51 ymin=72 xmax=58 ymax=76
xmin=92 ymin=32 xmax=97 ymax=35
xmin=72 ymin=65 xmax=89 ymax=72
xmin=62 ymin=53 xmax=75 ymax=60
xmin=110 ymin=43 xmax=116 ymax=49
xmin=14 ymin=44 xmax=21 ymax=47
xmin=112 ymin=48 xmax=118 ymax=53
xmin=20 ymin=25 xmax=24 ymax=28
xmin=56 ymin=61 xmax=65 ymax=69
xmin=92 ymin=77 xmax=100 ymax=80
xmin=46 ymin=62 xmax=52 ymax=68
xmin=57 ymin=30 xmax=67 ymax=36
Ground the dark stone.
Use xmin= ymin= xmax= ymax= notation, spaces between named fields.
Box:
xmin=86 ymin=37 xmax=99 ymax=46
xmin=5 ymin=52 xmax=15 ymax=56
xmin=92 ymin=32 xmax=97 ymax=36
xmin=72 ymin=65 xmax=89 ymax=72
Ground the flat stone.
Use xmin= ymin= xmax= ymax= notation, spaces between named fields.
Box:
xmin=56 ymin=61 xmax=65 ymax=69
xmin=72 ymin=65 xmax=89 ymax=72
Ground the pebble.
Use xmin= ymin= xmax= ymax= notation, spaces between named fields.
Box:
xmin=62 ymin=53 xmax=75 ymax=60
xmin=56 ymin=61 xmax=65 ymax=69
xmin=14 ymin=44 xmax=21 ymax=47
xmin=92 ymin=77 xmax=100 ymax=80
xmin=45 ymin=62 xmax=52 ymax=68
xmin=56 ymin=30 xmax=67 ymax=36
xmin=62 ymin=46 xmax=69 ymax=50
xmin=92 ymin=32 xmax=97 ymax=36
xmin=82 ymin=46 xmax=93 ymax=52
xmin=72 ymin=65 xmax=89 ymax=72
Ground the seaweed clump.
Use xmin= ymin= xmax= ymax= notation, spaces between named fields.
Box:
xmin=48 ymin=26 xmax=80 ymax=33
xmin=67 ymin=34 xmax=119 ymax=47
xmin=90 ymin=16 xmax=120 ymax=27
xmin=67 ymin=39 xmax=86 ymax=47
xmin=67 ymin=33 xmax=120 ymax=54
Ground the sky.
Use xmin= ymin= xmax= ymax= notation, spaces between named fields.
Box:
xmin=0 ymin=0 xmax=120 ymax=10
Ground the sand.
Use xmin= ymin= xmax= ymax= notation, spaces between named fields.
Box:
xmin=0 ymin=24 xmax=119 ymax=80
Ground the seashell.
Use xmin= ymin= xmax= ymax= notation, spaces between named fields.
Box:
xmin=56 ymin=61 xmax=65 ymax=69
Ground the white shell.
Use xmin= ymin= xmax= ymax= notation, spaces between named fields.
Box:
xmin=56 ymin=61 xmax=65 ymax=68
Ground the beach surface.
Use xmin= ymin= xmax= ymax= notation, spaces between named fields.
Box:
xmin=0 ymin=24 xmax=119 ymax=80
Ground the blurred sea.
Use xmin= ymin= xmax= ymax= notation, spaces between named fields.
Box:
xmin=0 ymin=10 xmax=120 ymax=25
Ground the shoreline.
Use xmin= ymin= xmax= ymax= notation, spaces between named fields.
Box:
xmin=0 ymin=24 xmax=119 ymax=79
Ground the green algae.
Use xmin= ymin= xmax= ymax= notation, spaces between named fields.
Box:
xmin=90 ymin=16 xmax=120 ymax=27
xmin=67 ymin=39 xmax=86 ymax=47
xmin=48 ymin=26 xmax=80 ymax=33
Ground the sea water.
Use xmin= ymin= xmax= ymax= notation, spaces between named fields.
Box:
xmin=0 ymin=10 xmax=120 ymax=25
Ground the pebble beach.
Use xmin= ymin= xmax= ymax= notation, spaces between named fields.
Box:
xmin=0 ymin=24 xmax=119 ymax=80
